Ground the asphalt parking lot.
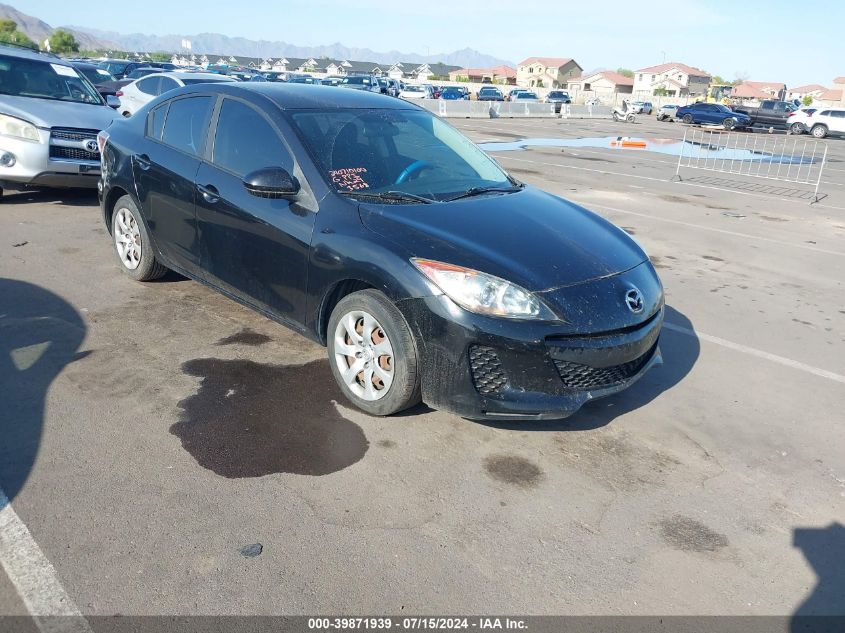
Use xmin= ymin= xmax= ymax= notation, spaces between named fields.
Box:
xmin=1 ymin=114 xmax=844 ymax=620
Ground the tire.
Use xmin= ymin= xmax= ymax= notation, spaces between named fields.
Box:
xmin=723 ymin=118 xmax=736 ymax=131
xmin=612 ymin=112 xmax=619 ymax=122
xmin=811 ymin=124 xmax=827 ymax=139
xmin=111 ymin=195 xmax=168 ymax=281
xmin=327 ymin=289 xmax=421 ymax=416
xmin=682 ymin=114 xmax=694 ymax=124
xmin=790 ymin=122 xmax=805 ymax=134
xmin=626 ymin=114 xmax=635 ymax=123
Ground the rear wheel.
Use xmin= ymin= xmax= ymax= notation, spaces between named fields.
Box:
xmin=612 ymin=112 xmax=620 ymax=122
xmin=811 ymin=124 xmax=828 ymax=139
xmin=327 ymin=289 xmax=421 ymax=416
xmin=682 ymin=114 xmax=694 ymax=124
xmin=790 ymin=122 xmax=805 ymax=134
xmin=111 ymin=195 xmax=168 ymax=281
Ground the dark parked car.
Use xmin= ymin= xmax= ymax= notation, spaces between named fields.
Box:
xmin=477 ymin=86 xmax=504 ymax=101
xmin=97 ymin=59 xmax=150 ymax=80
xmin=98 ymin=84 xmax=663 ymax=420
xmin=733 ymin=99 xmax=797 ymax=128
xmin=340 ymin=75 xmax=381 ymax=92
xmin=675 ymin=102 xmax=751 ymax=130
xmin=544 ymin=90 xmax=572 ymax=113
xmin=71 ymin=61 xmax=116 ymax=91
xmin=440 ymin=87 xmax=467 ymax=100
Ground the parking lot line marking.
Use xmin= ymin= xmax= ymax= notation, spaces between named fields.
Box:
xmin=581 ymin=201 xmax=845 ymax=258
xmin=663 ymin=322 xmax=845 ymax=384
xmin=0 ymin=488 xmax=92 ymax=631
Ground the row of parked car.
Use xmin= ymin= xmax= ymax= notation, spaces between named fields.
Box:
xmin=652 ymin=99 xmax=845 ymax=137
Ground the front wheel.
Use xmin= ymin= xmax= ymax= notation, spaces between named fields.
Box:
xmin=682 ymin=114 xmax=694 ymax=124
xmin=811 ymin=124 xmax=827 ymax=139
xmin=327 ymin=289 xmax=421 ymax=416
xmin=723 ymin=118 xmax=736 ymax=130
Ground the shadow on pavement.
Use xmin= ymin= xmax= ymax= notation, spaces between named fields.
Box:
xmin=0 ymin=189 xmax=99 ymax=208
xmin=0 ymin=279 xmax=88 ymax=506
xmin=479 ymin=305 xmax=699 ymax=431
xmin=791 ymin=523 xmax=845 ymax=631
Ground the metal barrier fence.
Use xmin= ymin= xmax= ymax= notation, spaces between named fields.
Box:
xmin=673 ymin=127 xmax=828 ymax=202
xmin=415 ymin=100 xmax=612 ymax=119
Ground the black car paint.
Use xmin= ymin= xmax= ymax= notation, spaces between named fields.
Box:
xmin=100 ymin=83 xmax=663 ymax=420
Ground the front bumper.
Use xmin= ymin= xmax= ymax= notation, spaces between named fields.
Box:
xmin=398 ymin=293 xmax=663 ymax=422
xmin=0 ymin=128 xmax=101 ymax=191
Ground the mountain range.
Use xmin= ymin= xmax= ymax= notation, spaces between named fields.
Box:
xmin=0 ymin=3 xmax=512 ymax=68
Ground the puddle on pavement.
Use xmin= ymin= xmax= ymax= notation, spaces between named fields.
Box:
xmin=479 ymin=136 xmax=818 ymax=164
xmin=171 ymin=358 xmax=368 ymax=477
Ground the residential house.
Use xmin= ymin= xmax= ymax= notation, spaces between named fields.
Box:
xmin=567 ymin=70 xmax=633 ymax=100
xmin=787 ymin=84 xmax=827 ymax=101
xmin=731 ymin=81 xmax=786 ymax=101
xmin=633 ymin=62 xmax=711 ymax=97
xmin=448 ymin=65 xmax=517 ymax=85
xmin=517 ymin=57 xmax=582 ymax=89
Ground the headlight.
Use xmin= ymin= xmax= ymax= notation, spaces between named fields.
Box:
xmin=0 ymin=114 xmax=41 ymax=143
xmin=412 ymin=258 xmax=558 ymax=320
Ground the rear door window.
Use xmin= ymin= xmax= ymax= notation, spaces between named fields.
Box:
xmin=211 ymin=98 xmax=293 ymax=177
xmin=136 ymin=77 xmax=160 ymax=96
xmin=160 ymin=96 xmax=214 ymax=157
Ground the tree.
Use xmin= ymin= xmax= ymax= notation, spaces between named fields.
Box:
xmin=616 ymin=68 xmax=634 ymax=78
xmin=711 ymin=75 xmax=729 ymax=85
xmin=48 ymin=29 xmax=79 ymax=54
xmin=802 ymin=95 xmax=813 ymax=106
xmin=149 ymin=52 xmax=171 ymax=62
xmin=0 ymin=18 xmax=38 ymax=50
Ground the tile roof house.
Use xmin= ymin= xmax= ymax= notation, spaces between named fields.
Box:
xmin=567 ymin=70 xmax=633 ymax=99
xmin=448 ymin=65 xmax=517 ymax=85
xmin=787 ymin=84 xmax=828 ymax=100
xmin=633 ymin=62 xmax=711 ymax=97
xmin=731 ymin=81 xmax=786 ymax=101
xmin=517 ymin=57 xmax=582 ymax=89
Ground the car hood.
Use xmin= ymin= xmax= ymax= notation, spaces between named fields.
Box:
xmin=1 ymin=95 xmax=119 ymax=130
xmin=358 ymin=186 xmax=647 ymax=292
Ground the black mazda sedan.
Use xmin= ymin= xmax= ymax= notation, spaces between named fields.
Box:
xmin=98 ymin=83 xmax=663 ymax=420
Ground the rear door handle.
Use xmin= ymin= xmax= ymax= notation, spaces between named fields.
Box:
xmin=133 ymin=154 xmax=151 ymax=170
xmin=197 ymin=184 xmax=220 ymax=204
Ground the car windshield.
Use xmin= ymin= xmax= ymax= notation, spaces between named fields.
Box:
xmin=404 ymin=86 xmax=423 ymax=92
xmin=290 ymin=108 xmax=512 ymax=201
xmin=99 ymin=61 xmax=128 ymax=75
xmin=517 ymin=92 xmax=537 ymax=98
xmin=78 ymin=66 xmax=114 ymax=85
xmin=0 ymin=55 xmax=103 ymax=105
xmin=344 ymin=77 xmax=372 ymax=85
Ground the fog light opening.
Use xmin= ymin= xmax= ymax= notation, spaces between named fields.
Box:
xmin=0 ymin=151 xmax=15 ymax=168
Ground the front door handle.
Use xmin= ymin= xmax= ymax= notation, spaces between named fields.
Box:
xmin=197 ymin=184 xmax=220 ymax=204
xmin=134 ymin=154 xmax=151 ymax=170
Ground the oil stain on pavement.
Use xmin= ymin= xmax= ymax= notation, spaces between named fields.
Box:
xmin=484 ymin=454 xmax=544 ymax=489
xmin=171 ymin=358 xmax=368 ymax=477
xmin=216 ymin=328 xmax=273 ymax=347
xmin=659 ymin=515 xmax=728 ymax=552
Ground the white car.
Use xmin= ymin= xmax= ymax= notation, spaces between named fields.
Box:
xmin=399 ymin=85 xmax=433 ymax=100
xmin=786 ymin=108 xmax=818 ymax=134
xmin=117 ymin=72 xmax=236 ymax=117
xmin=656 ymin=104 xmax=679 ymax=122
xmin=806 ymin=108 xmax=845 ymax=138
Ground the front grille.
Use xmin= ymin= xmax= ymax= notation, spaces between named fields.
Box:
xmin=468 ymin=345 xmax=507 ymax=395
xmin=49 ymin=146 xmax=99 ymax=161
xmin=553 ymin=345 xmax=656 ymax=391
xmin=51 ymin=128 xmax=98 ymax=142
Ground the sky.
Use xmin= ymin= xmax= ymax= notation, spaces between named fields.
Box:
xmin=20 ymin=0 xmax=845 ymax=87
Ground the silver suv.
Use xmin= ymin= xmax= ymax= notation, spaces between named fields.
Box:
xmin=0 ymin=45 xmax=120 ymax=197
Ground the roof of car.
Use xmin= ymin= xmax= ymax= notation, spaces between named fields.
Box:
xmin=197 ymin=82 xmax=420 ymax=110
xmin=0 ymin=44 xmax=64 ymax=63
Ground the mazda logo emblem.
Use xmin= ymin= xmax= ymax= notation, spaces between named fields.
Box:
xmin=85 ymin=140 xmax=99 ymax=153
xmin=625 ymin=287 xmax=644 ymax=313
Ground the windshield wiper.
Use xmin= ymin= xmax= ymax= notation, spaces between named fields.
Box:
xmin=446 ymin=184 xmax=524 ymax=202
xmin=339 ymin=190 xmax=435 ymax=204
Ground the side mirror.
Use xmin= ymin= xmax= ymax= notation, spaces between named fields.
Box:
xmin=106 ymin=95 xmax=120 ymax=109
xmin=243 ymin=167 xmax=300 ymax=199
